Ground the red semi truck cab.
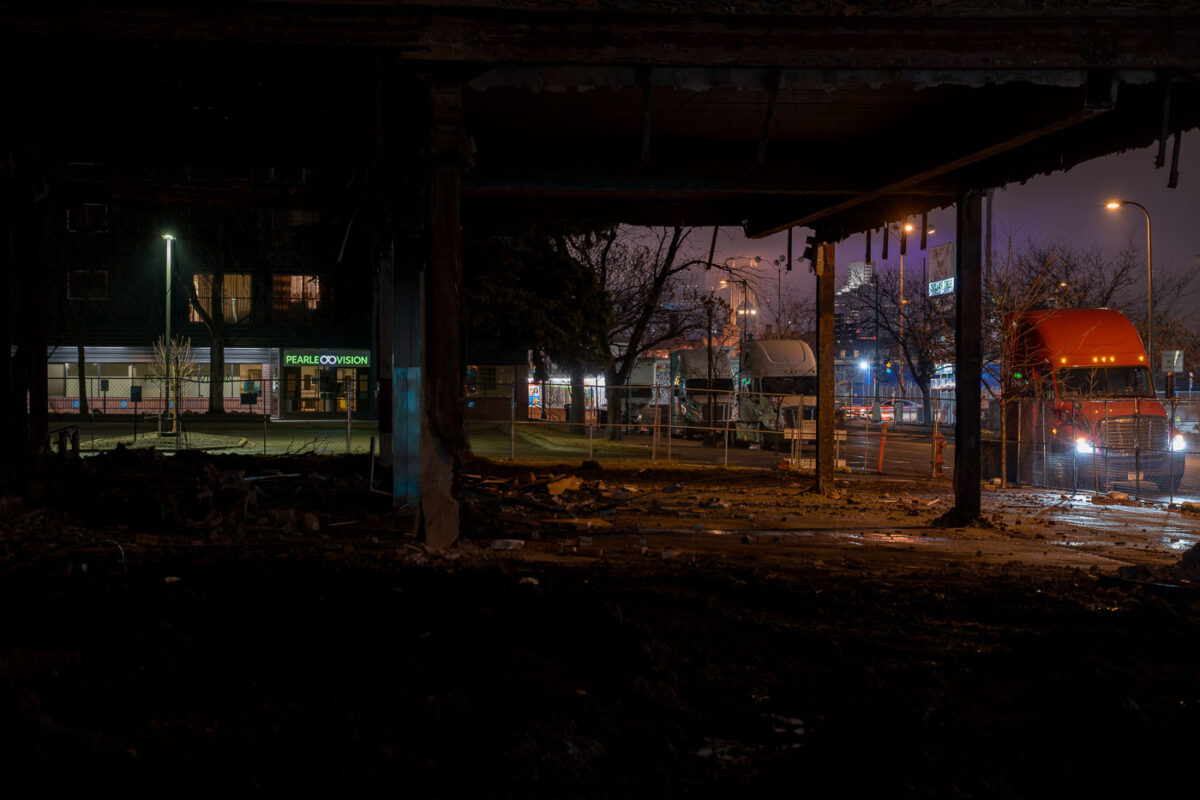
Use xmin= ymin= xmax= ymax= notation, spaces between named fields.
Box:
xmin=1006 ymin=308 xmax=1186 ymax=492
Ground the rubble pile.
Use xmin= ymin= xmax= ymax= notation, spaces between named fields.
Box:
xmin=15 ymin=445 xmax=400 ymax=545
xmin=458 ymin=462 xmax=960 ymax=545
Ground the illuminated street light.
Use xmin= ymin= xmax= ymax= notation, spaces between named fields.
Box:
xmin=1105 ymin=200 xmax=1154 ymax=384
xmin=162 ymin=234 xmax=177 ymax=435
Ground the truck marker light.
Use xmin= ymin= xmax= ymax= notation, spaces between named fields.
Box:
xmin=1060 ymin=357 xmax=1067 ymax=364
xmin=1172 ymin=434 xmax=1186 ymax=452
xmin=1092 ymin=357 xmax=1098 ymax=363
xmin=1138 ymin=355 xmax=1145 ymax=362
xmin=1076 ymin=437 xmax=1096 ymax=455
xmin=1051 ymin=427 xmax=1058 ymax=435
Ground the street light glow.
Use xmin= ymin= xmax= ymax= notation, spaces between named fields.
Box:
xmin=1103 ymin=199 xmax=1154 ymax=383
xmin=859 ymin=360 xmax=870 ymax=370
xmin=162 ymin=233 xmax=175 ymax=240
xmin=903 ymin=223 xmax=914 ymax=233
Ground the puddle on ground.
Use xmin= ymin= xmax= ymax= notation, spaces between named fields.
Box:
xmin=666 ymin=528 xmax=951 ymax=546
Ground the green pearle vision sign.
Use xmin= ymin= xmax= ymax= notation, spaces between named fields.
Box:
xmin=284 ymin=351 xmax=370 ymax=367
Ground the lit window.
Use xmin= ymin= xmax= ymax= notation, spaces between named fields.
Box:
xmin=273 ymin=274 xmax=321 ymax=314
xmin=190 ymin=274 xmax=253 ymax=323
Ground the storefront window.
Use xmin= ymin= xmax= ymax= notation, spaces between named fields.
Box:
xmin=280 ymin=349 xmax=370 ymax=417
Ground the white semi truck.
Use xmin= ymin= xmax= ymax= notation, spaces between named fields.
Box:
xmin=671 ymin=346 xmax=734 ymax=437
xmin=735 ymin=338 xmax=818 ymax=448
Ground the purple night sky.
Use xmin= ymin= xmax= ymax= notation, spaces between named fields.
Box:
xmin=713 ymin=130 xmax=1200 ymax=306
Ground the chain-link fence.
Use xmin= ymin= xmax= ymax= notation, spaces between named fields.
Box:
xmin=465 ymin=382 xmax=1199 ymax=498
xmin=48 ymin=375 xmax=273 ymax=416
xmin=466 ymin=383 xmax=955 ymax=478
xmin=982 ymin=396 xmax=1198 ymax=501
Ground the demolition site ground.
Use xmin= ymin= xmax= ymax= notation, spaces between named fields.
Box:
xmin=3 ymin=447 xmax=1200 ymax=797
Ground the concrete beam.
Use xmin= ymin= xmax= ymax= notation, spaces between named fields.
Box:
xmin=8 ymin=10 xmax=1200 ymax=72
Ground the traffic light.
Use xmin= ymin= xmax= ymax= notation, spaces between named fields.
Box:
xmin=885 ymin=361 xmax=893 ymax=374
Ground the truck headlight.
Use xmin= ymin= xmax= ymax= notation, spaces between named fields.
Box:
xmin=1076 ymin=437 xmax=1096 ymax=455
xmin=1172 ymin=434 xmax=1186 ymax=452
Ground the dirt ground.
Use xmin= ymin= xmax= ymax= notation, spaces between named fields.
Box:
xmin=3 ymin=448 xmax=1200 ymax=797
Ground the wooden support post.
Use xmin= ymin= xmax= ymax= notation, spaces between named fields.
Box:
xmin=815 ymin=239 xmax=836 ymax=494
xmin=951 ymin=190 xmax=983 ymax=523
xmin=419 ymin=82 xmax=468 ymax=549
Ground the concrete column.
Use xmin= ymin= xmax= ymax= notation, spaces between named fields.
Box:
xmin=374 ymin=223 xmax=395 ymax=467
xmin=952 ymin=190 xmax=983 ymax=522
xmin=392 ymin=236 xmax=421 ymax=507
xmin=815 ymin=239 xmax=836 ymax=494
xmin=0 ymin=164 xmax=14 ymax=480
xmin=370 ymin=63 xmax=394 ymax=467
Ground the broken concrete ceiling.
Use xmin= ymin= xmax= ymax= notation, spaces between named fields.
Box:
xmin=4 ymin=2 xmax=1200 ymax=241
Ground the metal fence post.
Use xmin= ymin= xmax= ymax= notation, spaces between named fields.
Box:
xmin=651 ymin=392 xmax=658 ymax=462
xmin=931 ymin=399 xmax=939 ymax=478
xmin=1168 ymin=396 xmax=1176 ymax=504
xmin=1015 ymin=401 xmax=1023 ymax=487
xmin=863 ymin=417 xmax=870 ymax=474
xmin=667 ymin=393 xmax=673 ymax=462
xmin=1134 ymin=397 xmax=1141 ymax=499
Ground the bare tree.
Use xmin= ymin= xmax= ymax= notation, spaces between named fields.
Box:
xmin=747 ymin=255 xmax=814 ymax=341
xmin=146 ymin=335 xmax=198 ymax=420
xmin=840 ymin=265 xmax=953 ymax=423
xmin=557 ymin=226 xmax=737 ymax=437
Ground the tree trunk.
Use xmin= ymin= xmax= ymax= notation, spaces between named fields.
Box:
xmin=570 ymin=366 xmax=586 ymax=434
xmin=207 ymin=267 xmax=226 ymax=414
xmin=75 ymin=343 xmax=89 ymax=415
xmin=999 ymin=393 xmax=1008 ymax=489
xmin=604 ymin=373 xmax=625 ymax=441
xmin=208 ymin=328 xmax=226 ymax=414
xmin=918 ymin=379 xmax=933 ymax=425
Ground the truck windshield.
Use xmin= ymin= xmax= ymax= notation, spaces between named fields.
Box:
xmin=760 ymin=376 xmax=815 ymax=395
xmin=1057 ymin=366 xmax=1155 ymax=398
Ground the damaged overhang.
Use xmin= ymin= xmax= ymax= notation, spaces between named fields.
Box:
xmin=5 ymin=5 xmax=1200 ymax=241
xmin=460 ymin=65 xmax=1200 ymax=239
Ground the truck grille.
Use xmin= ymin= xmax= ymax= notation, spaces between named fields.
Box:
xmin=1097 ymin=415 xmax=1168 ymax=452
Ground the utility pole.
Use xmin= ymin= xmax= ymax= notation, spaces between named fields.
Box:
xmin=872 ymin=272 xmax=882 ymax=422
xmin=162 ymin=234 xmax=177 ymax=435
xmin=704 ymin=295 xmax=716 ymax=446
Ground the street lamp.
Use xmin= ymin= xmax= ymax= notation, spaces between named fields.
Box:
xmin=162 ymin=233 xmax=177 ymax=435
xmin=1105 ymin=200 xmax=1154 ymax=384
